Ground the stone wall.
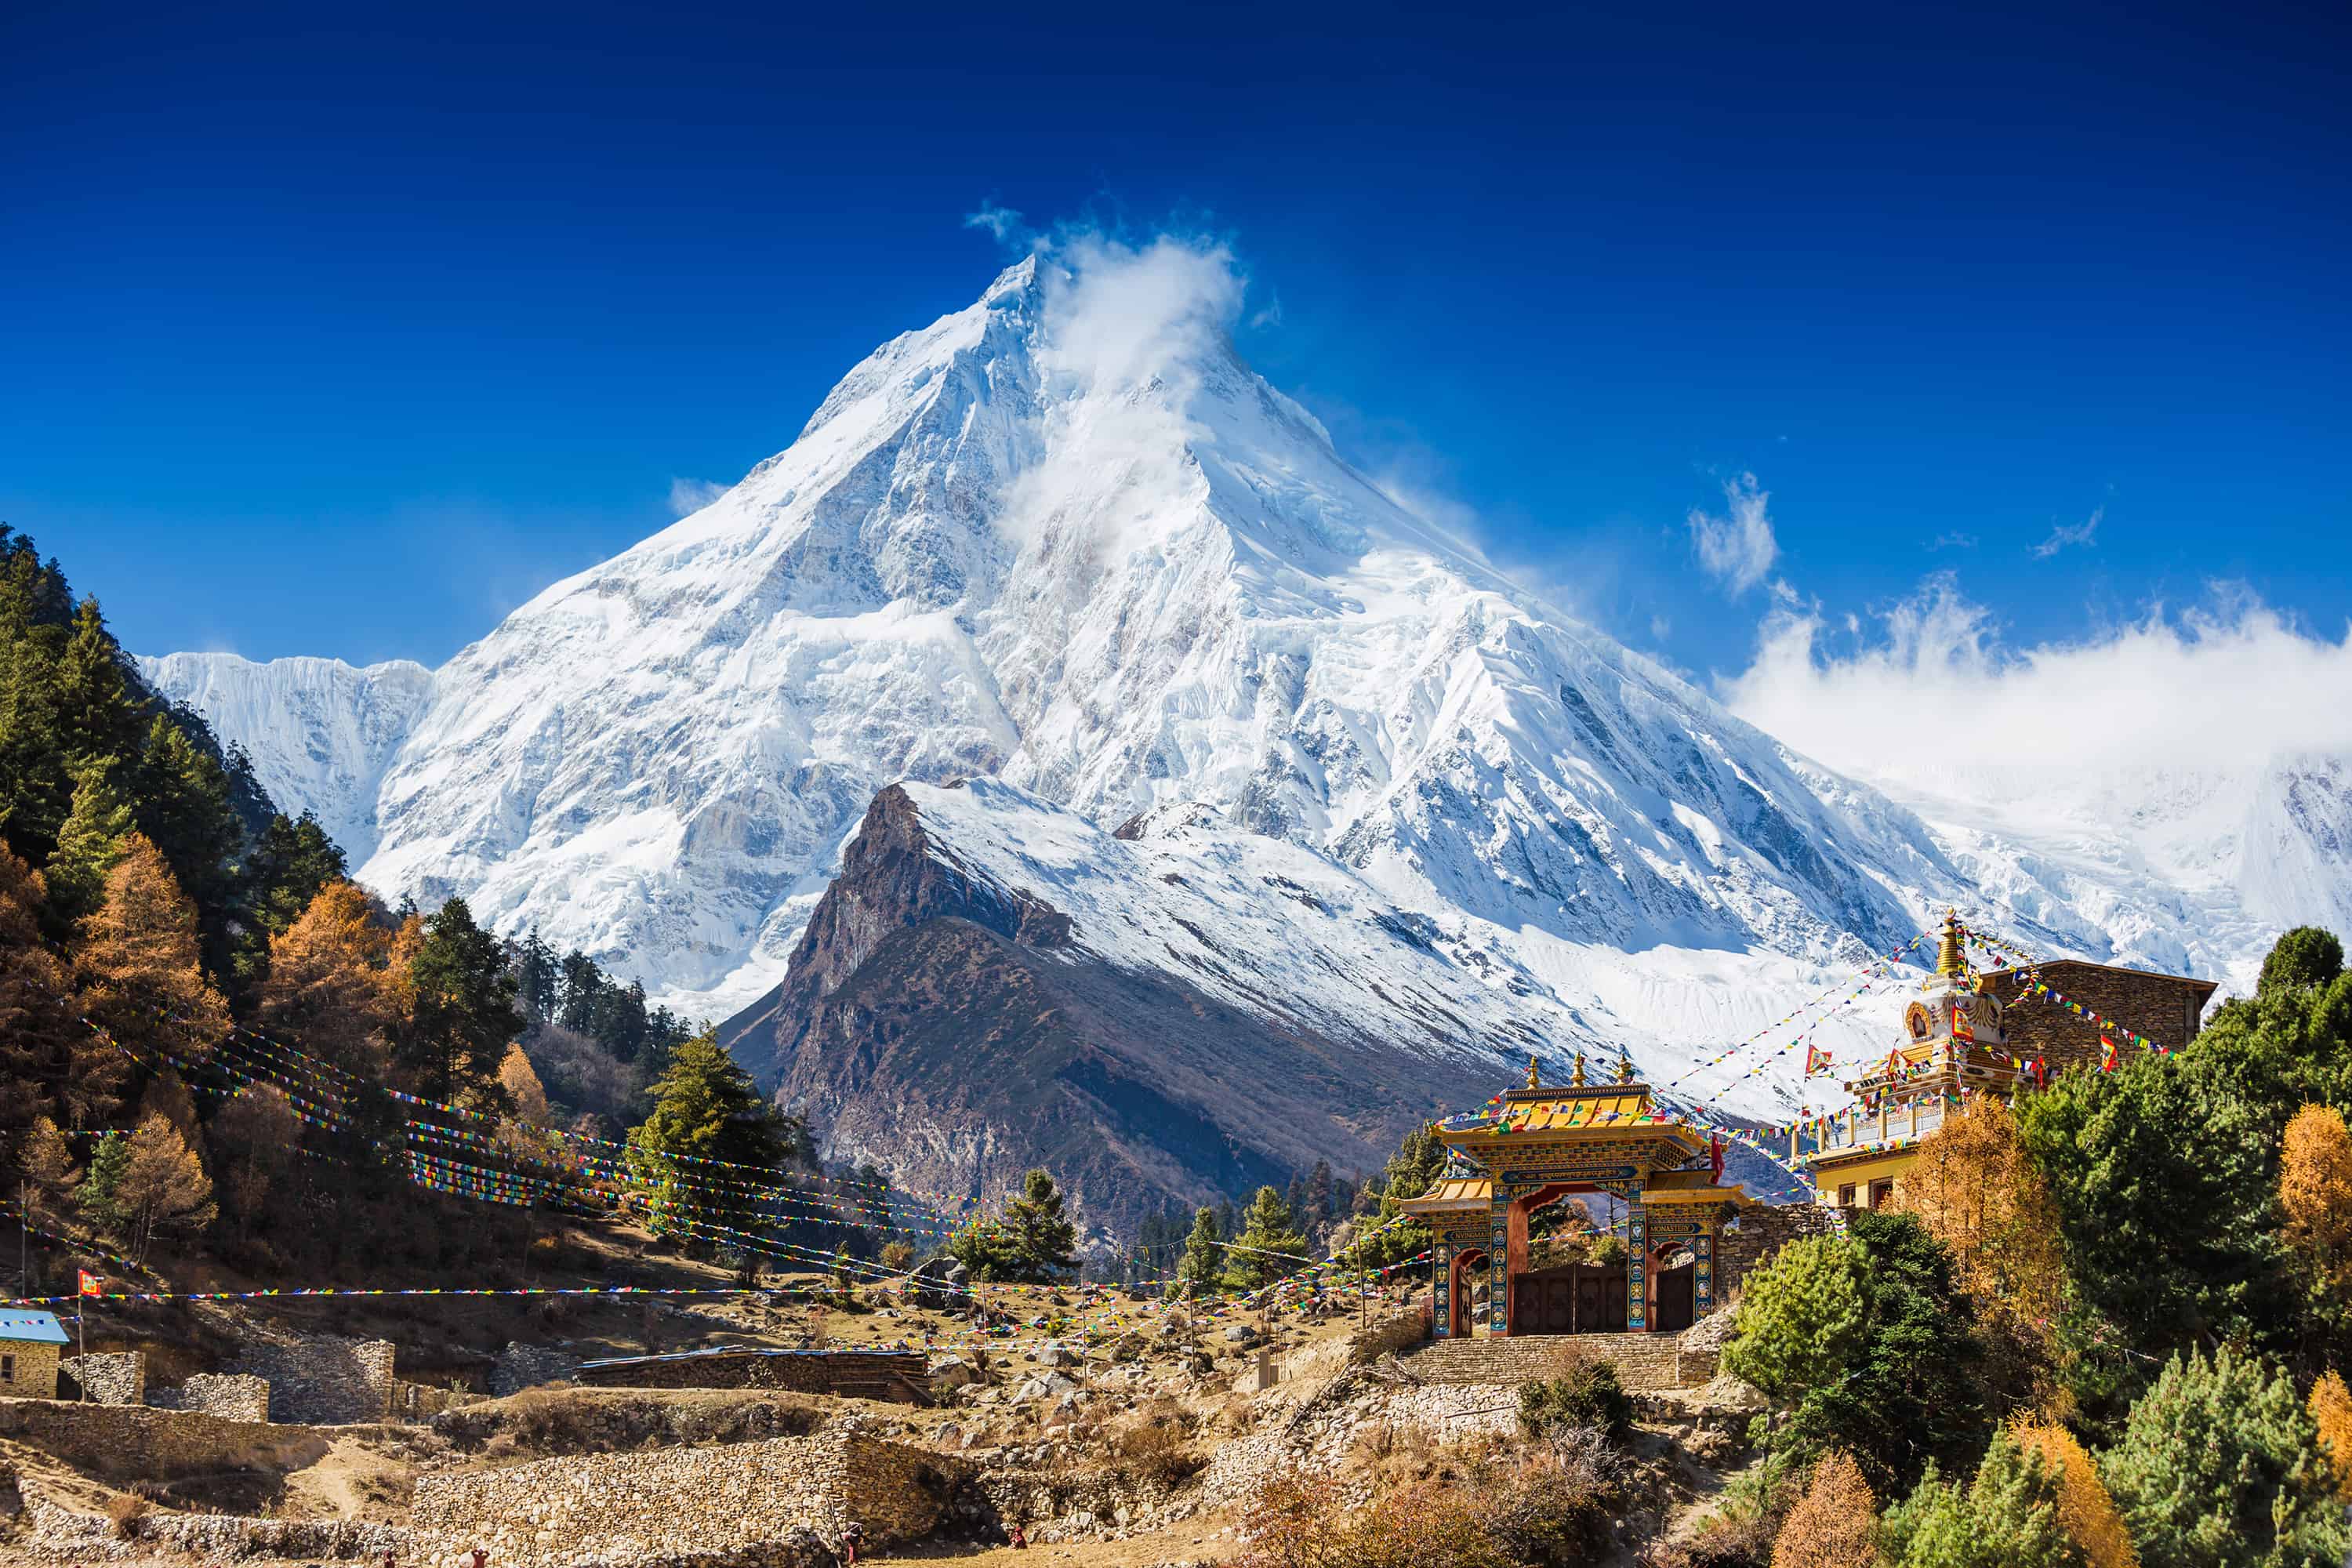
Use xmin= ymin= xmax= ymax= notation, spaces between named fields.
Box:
xmin=0 ymin=1397 xmax=336 ymax=1483
xmin=18 ymin=1498 xmax=404 ymax=1563
xmin=1398 ymin=1330 xmax=1719 ymax=1391
xmin=1985 ymin=961 xmax=2213 ymax=1075
xmin=165 ymin=1372 xmax=272 ymax=1422
xmin=230 ymin=1332 xmax=395 ymax=1424
xmin=58 ymin=1352 xmax=143 ymax=1406
xmin=410 ymin=1431 xmax=963 ymax=1564
xmin=492 ymin=1340 xmax=583 ymax=1396
xmin=1715 ymin=1200 xmax=1838 ymax=1301
xmin=0 ymin=1341 xmax=60 ymax=1401
xmin=579 ymin=1347 xmax=932 ymax=1404
xmin=391 ymin=1377 xmax=474 ymax=1420
xmin=1345 ymin=1305 xmax=1432 ymax=1364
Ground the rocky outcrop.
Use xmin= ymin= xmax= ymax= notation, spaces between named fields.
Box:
xmin=720 ymin=786 xmax=1510 ymax=1232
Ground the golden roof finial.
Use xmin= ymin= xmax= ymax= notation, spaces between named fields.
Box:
xmin=1618 ymin=1051 xmax=1636 ymax=1084
xmin=1934 ymin=909 xmax=1966 ymax=981
xmin=1526 ymin=1054 xmax=1542 ymax=1091
xmin=1570 ymin=1051 xmax=1588 ymax=1087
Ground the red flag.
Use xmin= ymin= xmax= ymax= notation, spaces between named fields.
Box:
xmin=78 ymin=1269 xmax=101 ymax=1297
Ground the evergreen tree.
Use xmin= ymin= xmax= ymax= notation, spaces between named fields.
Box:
xmin=999 ymin=1168 xmax=1079 ymax=1280
xmin=1883 ymin=1431 xmax=2084 ymax=1568
xmin=1724 ymin=1232 xmax=1873 ymax=1400
xmin=1357 ymin=1123 xmax=1447 ymax=1269
xmin=2259 ymin=927 xmax=2343 ymax=998
xmin=1225 ymin=1185 xmax=1309 ymax=1291
xmin=53 ymin=597 xmax=145 ymax=773
xmin=2096 ymin=1345 xmax=2347 ymax=1568
xmin=44 ymin=761 xmax=136 ymax=927
xmin=396 ymin=896 xmax=524 ymax=1102
xmin=1175 ymin=1206 xmax=1225 ymax=1293
xmin=510 ymin=930 xmax=561 ymax=1023
xmin=626 ymin=1032 xmax=794 ymax=1243
xmin=130 ymin=714 xmax=243 ymax=973
xmin=77 ymin=1131 xmax=129 ymax=1233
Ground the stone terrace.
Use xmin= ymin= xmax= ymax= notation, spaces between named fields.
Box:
xmin=1398 ymin=1330 xmax=1721 ymax=1391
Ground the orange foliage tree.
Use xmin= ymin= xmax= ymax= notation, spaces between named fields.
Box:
xmin=258 ymin=879 xmax=398 ymax=1079
xmin=2281 ymin=1105 xmax=2352 ymax=1298
xmin=76 ymin=833 xmax=230 ymax=1065
xmin=2010 ymin=1422 xmax=2139 ymax=1568
xmin=1892 ymin=1094 xmax=2068 ymax=1410
xmin=1771 ymin=1450 xmax=1881 ymax=1568
xmin=2311 ymin=1370 xmax=2352 ymax=1502
xmin=0 ymin=848 xmax=113 ymax=1131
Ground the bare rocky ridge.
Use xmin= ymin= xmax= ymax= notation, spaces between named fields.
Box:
xmin=722 ymin=782 xmax=1518 ymax=1228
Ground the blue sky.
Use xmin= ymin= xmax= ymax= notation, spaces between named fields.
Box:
xmin=3 ymin=0 xmax=2346 ymax=699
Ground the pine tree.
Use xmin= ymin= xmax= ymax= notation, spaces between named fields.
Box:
xmin=1176 ymin=1206 xmax=1225 ymax=1293
xmin=2097 ymin=1345 xmax=2347 ymax=1568
xmin=53 ymin=598 xmax=145 ymax=773
xmin=1225 ymin=1185 xmax=1309 ymax=1291
xmin=44 ymin=762 xmax=136 ymax=927
xmin=396 ymin=896 xmax=524 ymax=1102
xmin=77 ymin=1131 xmax=130 ymax=1233
xmin=1883 ymin=1431 xmax=2084 ymax=1568
xmin=998 ymin=1168 xmax=1079 ymax=1281
xmin=626 ymin=1033 xmax=791 ymax=1243
xmin=129 ymin=714 xmax=243 ymax=972
xmin=1723 ymin=1232 xmax=1872 ymax=1400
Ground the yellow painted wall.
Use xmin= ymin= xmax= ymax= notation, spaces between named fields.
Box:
xmin=1809 ymin=1149 xmax=1918 ymax=1203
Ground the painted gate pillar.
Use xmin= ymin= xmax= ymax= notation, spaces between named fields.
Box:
xmin=1695 ymin=1229 xmax=1715 ymax=1316
xmin=1432 ymin=1239 xmax=1453 ymax=1339
xmin=1487 ymin=1199 xmax=1510 ymax=1336
xmin=1626 ymin=1192 xmax=1648 ymax=1332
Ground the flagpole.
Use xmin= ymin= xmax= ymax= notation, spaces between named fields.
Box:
xmin=76 ymin=1289 xmax=85 ymax=1400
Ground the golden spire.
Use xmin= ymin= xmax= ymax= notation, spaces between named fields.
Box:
xmin=1570 ymin=1051 xmax=1588 ymax=1087
xmin=1526 ymin=1054 xmax=1542 ymax=1091
xmin=1933 ymin=909 xmax=1966 ymax=982
xmin=1618 ymin=1051 xmax=1636 ymax=1084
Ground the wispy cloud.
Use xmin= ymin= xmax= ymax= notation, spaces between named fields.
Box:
xmin=1248 ymin=293 xmax=1284 ymax=331
xmin=668 ymin=477 xmax=728 ymax=517
xmin=1688 ymin=473 xmax=1780 ymax=596
xmin=964 ymin=201 xmax=1029 ymax=244
xmin=1721 ymin=572 xmax=2352 ymax=780
xmin=2030 ymin=506 xmax=2102 ymax=559
xmin=1929 ymin=532 xmax=1979 ymax=552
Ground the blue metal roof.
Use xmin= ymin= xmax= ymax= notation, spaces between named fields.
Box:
xmin=0 ymin=1310 xmax=69 ymax=1346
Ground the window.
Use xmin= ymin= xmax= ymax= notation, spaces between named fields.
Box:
xmin=1870 ymin=1180 xmax=1895 ymax=1209
xmin=1837 ymin=1184 xmax=1856 ymax=1207
xmin=1 ymin=1353 xmax=13 ymax=1384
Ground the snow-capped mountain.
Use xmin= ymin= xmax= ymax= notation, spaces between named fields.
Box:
xmin=140 ymin=652 xmax=433 ymax=863
xmin=150 ymin=251 xmax=2344 ymax=1137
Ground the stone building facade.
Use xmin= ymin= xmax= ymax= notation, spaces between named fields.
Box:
xmin=58 ymin=1352 xmax=144 ymax=1406
xmin=1980 ymin=958 xmax=2217 ymax=1073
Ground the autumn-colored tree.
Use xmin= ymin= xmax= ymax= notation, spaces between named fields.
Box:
xmin=257 ymin=879 xmax=397 ymax=1078
xmin=0 ymin=850 xmax=106 ymax=1134
xmin=211 ymin=1085 xmax=299 ymax=1242
xmin=2280 ymin=1105 xmax=2352 ymax=1298
xmin=114 ymin=1111 xmax=214 ymax=1265
xmin=77 ymin=833 xmax=230 ymax=1065
xmin=1894 ymin=1095 xmax=2068 ymax=1410
xmin=499 ymin=1044 xmax=552 ymax=1126
xmin=2310 ymin=1371 xmax=2352 ymax=1502
xmin=1772 ymin=1450 xmax=1880 ymax=1568
xmin=16 ymin=1116 xmax=75 ymax=1220
xmin=136 ymin=1070 xmax=200 ymax=1141
xmin=2011 ymin=1423 xmax=2140 ymax=1568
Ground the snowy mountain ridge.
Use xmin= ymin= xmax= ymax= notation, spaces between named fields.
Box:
xmin=143 ymin=251 xmax=2347 ymax=1122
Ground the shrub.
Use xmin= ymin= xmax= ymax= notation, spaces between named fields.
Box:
xmin=1723 ymin=1235 xmax=1871 ymax=1403
xmin=1882 ymin=1431 xmax=2082 ymax=1568
xmin=107 ymin=1490 xmax=151 ymax=1538
xmin=2097 ymin=1345 xmax=2347 ymax=1568
xmin=1489 ymin=1429 xmax=1625 ymax=1566
xmin=2010 ymin=1423 xmax=2138 ymax=1568
xmin=1770 ymin=1451 xmax=1878 ymax=1568
xmin=1237 ymin=1466 xmax=1513 ymax=1568
xmin=880 ymin=1240 xmax=916 ymax=1272
xmin=1109 ymin=1398 xmax=1204 ymax=1486
xmin=1519 ymin=1348 xmax=1635 ymax=1443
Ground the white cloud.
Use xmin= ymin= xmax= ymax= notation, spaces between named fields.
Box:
xmin=1688 ymin=473 xmax=1780 ymax=596
xmin=2030 ymin=506 xmax=2101 ymax=558
xmin=1721 ymin=572 xmax=2352 ymax=782
xmin=991 ymin=232 xmax=1248 ymax=564
xmin=1248 ymin=294 xmax=1284 ymax=330
xmin=667 ymin=477 xmax=728 ymax=517
xmin=964 ymin=202 xmax=1028 ymax=244
xmin=1929 ymin=532 xmax=1979 ymax=552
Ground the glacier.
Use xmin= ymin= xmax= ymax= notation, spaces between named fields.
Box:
xmin=144 ymin=250 xmax=2342 ymax=1122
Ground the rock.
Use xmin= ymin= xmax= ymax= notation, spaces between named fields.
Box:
xmin=1222 ymin=1326 xmax=1256 ymax=1345
xmin=930 ymin=1355 xmax=982 ymax=1389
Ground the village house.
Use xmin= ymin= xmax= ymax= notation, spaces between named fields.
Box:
xmin=0 ymin=1309 xmax=68 ymax=1399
